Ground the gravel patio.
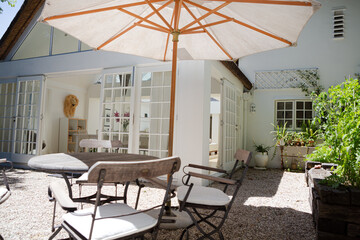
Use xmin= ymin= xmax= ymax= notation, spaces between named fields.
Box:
xmin=0 ymin=168 xmax=316 ymax=239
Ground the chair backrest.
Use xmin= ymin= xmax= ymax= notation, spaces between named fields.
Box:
xmin=234 ymin=149 xmax=252 ymax=166
xmin=79 ymin=139 xmax=112 ymax=152
xmin=0 ymin=159 xmax=12 ymax=204
xmin=86 ymin=156 xmax=181 ymax=183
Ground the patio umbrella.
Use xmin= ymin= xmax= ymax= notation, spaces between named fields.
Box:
xmin=40 ymin=0 xmax=320 ymax=156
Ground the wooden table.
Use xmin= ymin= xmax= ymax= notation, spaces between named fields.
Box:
xmin=28 ymin=152 xmax=158 ymax=199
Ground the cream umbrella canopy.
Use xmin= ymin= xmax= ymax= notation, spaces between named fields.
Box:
xmin=40 ymin=0 xmax=320 ymax=156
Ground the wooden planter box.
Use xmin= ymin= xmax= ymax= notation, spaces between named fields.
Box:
xmin=280 ymin=146 xmax=315 ymax=170
xmin=306 ymin=162 xmax=360 ymax=239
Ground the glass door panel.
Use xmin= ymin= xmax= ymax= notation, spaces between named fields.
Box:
xmin=221 ymin=79 xmax=238 ymax=171
xmin=13 ymin=78 xmax=42 ymax=156
xmin=0 ymin=82 xmax=16 ymax=154
xmin=138 ymin=71 xmax=171 ymax=158
xmin=100 ymin=72 xmax=133 ymax=153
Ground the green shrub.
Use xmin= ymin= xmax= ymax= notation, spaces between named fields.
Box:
xmin=307 ymin=78 xmax=360 ymax=188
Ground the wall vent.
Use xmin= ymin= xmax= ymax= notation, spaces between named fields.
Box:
xmin=333 ymin=9 xmax=345 ymax=39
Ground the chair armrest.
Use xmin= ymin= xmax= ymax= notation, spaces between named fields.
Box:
xmin=0 ymin=158 xmax=6 ymax=163
xmin=187 ymin=164 xmax=227 ymax=174
xmin=188 ymin=171 xmax=236 ymax=185
xmin=49 ymin=182 xmax=77 ymax=212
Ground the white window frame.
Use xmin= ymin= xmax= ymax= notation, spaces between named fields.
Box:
xmin=275 ymin=100 xmax=314 ymax=130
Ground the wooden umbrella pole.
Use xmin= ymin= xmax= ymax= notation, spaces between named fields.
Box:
xmin=165 ymin=0 xmax=180 ymax=216
xmin=168 ymin=34 xmax=178 ymax=158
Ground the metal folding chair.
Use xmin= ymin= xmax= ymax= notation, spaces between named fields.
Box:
xmin=49 ymin=156 xmax=181 ymax=240
xmin=0 ymin=158 xmax=13 ymax=240
xmin=177 ymin=149 xmax=252 ymax=240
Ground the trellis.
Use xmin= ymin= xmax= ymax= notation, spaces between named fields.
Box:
xmin=255 ymin=68 xmax=319 ymax=90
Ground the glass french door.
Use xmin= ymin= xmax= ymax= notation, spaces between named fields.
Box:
xmin=100 ymin=68 xmax=134 ymax=153
xmin=99 ymin=65 xmax=172 ymax=157
xmin=136 ymin=70 xmax=171 ymax=158
xmin=0 ymin=76 xmax=44 ymax=164
xmin=220 ymin=79 xmax=239 ymax=171
xmin=0 ymin=81 xmax=17 ymax=159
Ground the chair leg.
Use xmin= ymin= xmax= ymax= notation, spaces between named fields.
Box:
xmin=49 ymin=226 xmax=63 ymax=240
xmin=183 ymin=207 xmax=227 ymax=240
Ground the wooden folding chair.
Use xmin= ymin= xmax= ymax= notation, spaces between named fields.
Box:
xmin=0 ymin=158 xmax=12 ymax=205
xmin=49 ymin=156 xmax=181 ymax=240
xmin=177 ymin=149 xmax=252 ymax=240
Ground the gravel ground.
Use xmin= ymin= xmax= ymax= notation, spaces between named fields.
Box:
xmin=0 ymin=168 xmax=316 ymax=240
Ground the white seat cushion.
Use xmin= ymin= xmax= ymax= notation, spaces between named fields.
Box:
xmin=177 ymin=185 xmax=231 ymax=206
xmin=63 ymin=203 xmax=157 ymax=240
xmin=0 ymin=187 xmax=10 ymax=204
xmin=75 ymin=172 xmax=88 ymax=184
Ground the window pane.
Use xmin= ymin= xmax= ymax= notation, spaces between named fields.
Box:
xmin=142 ymin=73 xmax=151 ymax=86
xmin=277 ymin=102 xmax=284 ymax=110
xmin=286 ymin=120 xmax=293 ymax=128
xmin=285 ymin=111 xmax=292 ymax=118
xmin=285 ymin=102 xmax=293 ymax=110
xmin=305 ymin=111 xmax=312 ymax=118
xmin=296 ymin=120 xmax=303 ymax=128
xmin=52 ymin=28 xmax=79 ymax=55
xmin=12 ymin=23 xmax=51 ymax=60
xmin=305 ymin=102 xmax=312 ymax=109
xmin=277 ymin=111 xmax=284 ymax=118
xmin=296 ymin=111 xmax=303 ymax=118
xmin=296 ymin=101 xmax=304 ymax=109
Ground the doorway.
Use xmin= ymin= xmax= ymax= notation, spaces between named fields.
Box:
xmin=209 ymin=77 xmax=221 ymax=168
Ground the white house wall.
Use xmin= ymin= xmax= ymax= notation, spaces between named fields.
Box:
xmin=239 ymin=0 xmax=360 ymax=167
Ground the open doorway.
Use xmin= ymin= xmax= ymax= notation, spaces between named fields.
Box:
xmin=209 ymin=77 xmax=221 ymax=168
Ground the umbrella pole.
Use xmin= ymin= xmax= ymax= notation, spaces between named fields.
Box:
xmin=168 ymin=33 xmax=178 ymax=158
xmin=165 ymin=32 xmax=179 ymax=216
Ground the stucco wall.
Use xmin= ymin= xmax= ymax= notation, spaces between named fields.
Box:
xmin=239 ymin=0 xmax=360 ymax=167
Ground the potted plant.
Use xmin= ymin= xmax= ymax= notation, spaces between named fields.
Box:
xmin=253 ymin=143 xmax=271 ymax=169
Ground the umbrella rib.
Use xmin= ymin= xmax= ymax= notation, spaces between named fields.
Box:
xmin=182 ymin=2 xmax=232 ymax=59
xmin=180 ymin=2 xmax=230 ymax=32
xmin=174 ymin=0 xmax=184 ymax=31
xmin=118 ymin=8 xmax=170 ymax=33
xmin=182 ymin=30 xmax=206 ymax=34
xmin=134 ymin=23 xmax=169 ymax=33
xmin=184 ymin=0 xmax=292 ymax=45
xmin=43 ymin=0 xmax=165 ymax=21
xmin=232 ymin=19 xmax=291 ymax=45
xmin=97 ymin=0 xmax=173 ymax=50
xmin=182 ymin=19 xmax=233 ymax=33
xmin=163 ymin=10 xmax=176 ymax=61
xmin=203 ymin=0 xmax=313 ymax=7
xmin=145 ymin=0 xmax=173 ymax=30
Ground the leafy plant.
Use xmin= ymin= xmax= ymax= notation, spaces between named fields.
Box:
xmin=254 ymin=142 xmax=271 ymax=154
xmin=296 ymin=70 xmax=324 ymax=97
xmin=307 ymin=78 xmax=360 ymax=188
xmin=271 ymin=122 xmax=288 ymax=145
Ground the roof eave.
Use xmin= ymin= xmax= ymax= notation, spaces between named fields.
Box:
xmin=0 ymin=0 xmax=45 ymax=61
